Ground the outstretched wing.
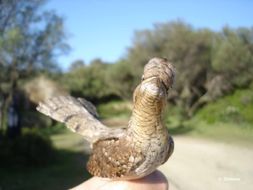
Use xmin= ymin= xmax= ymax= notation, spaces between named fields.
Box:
xmin=37 ymin=96 xmax=109 ymax=142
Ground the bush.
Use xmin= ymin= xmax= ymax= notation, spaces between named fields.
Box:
xmin=194 ymin=86 xmax=253 ymax=125
xmin=0 ymin=129 xmax=56 ymax=168
xmin=98 ymin=101 xmax=132 ymax=119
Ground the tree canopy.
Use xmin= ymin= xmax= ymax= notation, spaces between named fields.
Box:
xmin=0 ymin=0 xmax=69 ymax=128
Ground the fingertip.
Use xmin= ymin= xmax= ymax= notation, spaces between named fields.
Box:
xmin=70 ymin=177 xmax=110 ymax=190
xmin=146 ymin=170 xmax=169 ymax=190
xmin=71 ymin=170 xmax=169 ymax=190
xmin=126 ymin=170 xmax=169 ymax=190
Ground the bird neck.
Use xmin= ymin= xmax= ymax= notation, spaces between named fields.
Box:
xmin=128 ymin=94 xmax=166 ymax=137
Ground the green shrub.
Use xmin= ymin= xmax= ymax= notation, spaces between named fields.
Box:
xmin=97 ymin=101 xmax=132 ymax=119
xmin=194 ymin=87 xmax=253 ymax=126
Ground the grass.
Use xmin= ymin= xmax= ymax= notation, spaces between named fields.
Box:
xmin=0 ymin=128 xmax=91 ymax=190
xmin=186 ymin=121 xmax=253 ymax=146
xmin=166 ymin=86 xmax=253 ymax=145
xmin=165 ymin=115 xmax=253 ymax=146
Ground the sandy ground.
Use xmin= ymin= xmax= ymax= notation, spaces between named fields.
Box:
xmin=158 ymin=136 xmax=253 ymax=190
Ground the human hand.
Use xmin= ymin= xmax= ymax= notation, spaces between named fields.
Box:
xmin=70 ymin=170 xmax=168 ymax=190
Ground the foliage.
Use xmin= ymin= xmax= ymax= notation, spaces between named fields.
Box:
xmin=164 ymin=85 xmax=253 ymax=144
xmin=62 ymin=59 xmax=119 ymax=103
xmin=0 ymin=0 xmax=69 ymax=73
xmin=194 ymin=85 xmax=253 ymax=125
xmin=0 ymin=0 xmax=69 ymax=129
xmin=212 ymin=27 xmax=253 ymax=87
xmin=107 ymin=60 xmax=136 ymax=99
xmin=97 ymin=100 xmax=132 ymax=119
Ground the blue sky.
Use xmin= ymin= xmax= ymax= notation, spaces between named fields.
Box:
xmin=46 ymin=0 xmax=253 ymax=70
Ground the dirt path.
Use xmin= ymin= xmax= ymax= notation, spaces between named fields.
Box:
xmin=158 ymin=136 xmax=253 ymax=190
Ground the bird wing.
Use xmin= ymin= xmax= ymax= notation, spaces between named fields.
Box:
xmin=37 ymin=96 xmax=115 ymax=142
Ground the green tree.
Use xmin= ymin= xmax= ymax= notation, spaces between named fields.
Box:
xmin=63 ymin=59 xmax=116 ymax=102
xmin=0 ymin=0 xmax=69 ymax=129
xmin=212 ymin=27 xmax=253 ymax=87
xmin=107 ymin=59 xmax=136 ymax=99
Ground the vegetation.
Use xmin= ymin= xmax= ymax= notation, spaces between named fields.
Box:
xmin=194 ymin=85 xmax=253 ymax=125
xmin=98 ymin=100 xmax=132 ymax=119
xmin=0 ymin=0 xmax=69 ymax=129
xmin=186 ymin=86 xmax=253 ymax=144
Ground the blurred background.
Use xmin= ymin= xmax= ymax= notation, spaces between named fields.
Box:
xmin=0 ymin=0 xmax=252 ymax=189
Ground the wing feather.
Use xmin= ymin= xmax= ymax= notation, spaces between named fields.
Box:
xmin=37 ymin=96 xmax=108 ymax=141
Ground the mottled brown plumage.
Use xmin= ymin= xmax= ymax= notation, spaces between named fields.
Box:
xmin=37 ymin=57 xmax=175 ymax=179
